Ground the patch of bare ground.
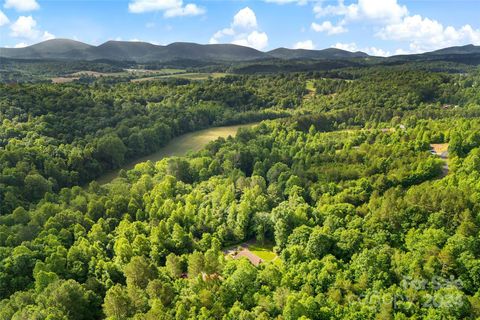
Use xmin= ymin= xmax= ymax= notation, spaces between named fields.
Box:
xmin=224 ymin=244 xmax=263 ymax=266
xmin=51 ymin=77 xmax=80 ymax=83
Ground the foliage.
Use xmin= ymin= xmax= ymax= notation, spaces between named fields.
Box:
xmin=1 ymin=64 xmax=480 ymax=319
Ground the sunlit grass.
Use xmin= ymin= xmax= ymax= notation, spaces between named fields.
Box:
xmin=248 ymin=242 xmax=277 ymax=262
xmin=306 ymin=80 xmax=315 ymax=92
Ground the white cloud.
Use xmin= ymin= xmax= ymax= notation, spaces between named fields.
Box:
xmin=10 ymin=15 xmax=38 ymax=39
xmin=42 ymin=31 xmax=55 ymax=41
xmin=128 ymin=0 xmax=205 ymax=17
xmin=313 ymin=1 xmax=357 ymax=20
xmin=394 ymin=48 xmax=409 ymax=55
xmin=366 ymin=46 xmax=390 ymax=57
xmin=356 ymin=0 xmax=407 ymax=23
xmin=333 ymin=42 xmax=392 ymax=56
xmin=231 ymin=31 xmax=268 ymax=50
xmin=332 ymin=42 xmax=358 ymax=52
xmin=210 ymin=7 xmax=269 ymax=50
xmin=14 ymin=42 xmax=27 ymax=48
xmin=9 ymin=16 xmax=55 ymax=42
xmin=314 ymin=0 xmax=407 ymax=24
xmin=210 ymin=27 xmax=235 ymax=44
xmin=378 ymin=15 xmax=480 ymax=52
xmin=311 ymin=21 xmax=347 ymax=35
xmin=0 ymin=10 xmax=9 ymax=26
xmin=164 ymin=3 xmax=204 ymax=17
xmin=293 ymin=40 xmax=315 ymax=50
xmin=233 ymin=7 xmax=257 ymax=29
xmin=4 ymin=0 xmax=39 ymax=11
xmin=313 ymin=0 xmax=480 ymax=54
xmin=264 ymin=0 xmax=308 ymax=4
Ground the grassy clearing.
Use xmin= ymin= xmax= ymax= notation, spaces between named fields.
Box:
xmin=52 ymin=68 xmax=188 ymax=83
xmin=159 ymin=72 xmax=228 ymax=80
xmin=125 ymin=68 xmax=185 ymax=74
xmin=248 ymin=242 xmax=277 ymax=262
xmin=97 ymin=122 xmax=257 ymax=185
xmin=306 ymin=80 xmax=316 ymax=92
xmin=131 ymin=72 xmax=227 ymax=82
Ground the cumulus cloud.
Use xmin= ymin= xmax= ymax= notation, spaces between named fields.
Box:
xmin=332 ymin=42 xmax=357 ymax=52
xmin=394 ymin=48 xmax=410 ymax=55
xmin=312 ymin=0 xmax=480 ymax=53
xmin=10 ymin=15 xmax=38 ymax=39
xmin=264 ymin=0 xmax=308 ymax=4
xmin=233 ymin=7 xmax=258 ymax=29
xmin=293 ymin=40 xmax=315 ymax=50
xmin=210 ymin=7 xmax=269 ymax=50
xmin=377 ymin=15 xmax=480 ymax=52
xmin=4 ymin=0 xmax=39 ymax=11
xmin=42 ymin=30 xmax=55 ymax=41
xmin=10 ymin=16 xmax=55 ymax=42
xmin=311 ymin=21 xmax=347 ymax=35
xmin=232 ymin=31 xmax=268 ymax=50
xmin=14 ymin=42 xmax=28 ymax=48
xmin=0 ymin=10 xmax=9 ymax=26
xmin=314 ymin=0 xmax=407 ymax=24
xmin=164 ymin=3 xmax=204 ymax=17
xmin=333 ymin=42 xmax=391 ymax=57
xmin=128 ymin=0 xmax=205 ymax=17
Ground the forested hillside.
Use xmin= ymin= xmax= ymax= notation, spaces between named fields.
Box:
xmin=0 ymin=75 xmax=303 ymax=214
xmin=1 ymin=63 xmax=480 ymax=319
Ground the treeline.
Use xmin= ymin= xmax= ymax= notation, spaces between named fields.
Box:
xmin=0 ymin=58 xmax=129 ymax=83
xmin=303 ymin=67 xmax=480 ymax=125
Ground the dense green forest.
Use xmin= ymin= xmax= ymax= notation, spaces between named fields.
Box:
xmin=1 ymin=63 xmax=480 ymax=319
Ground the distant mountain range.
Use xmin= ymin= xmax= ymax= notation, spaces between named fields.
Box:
xmin=0 ymin=39 xmax=365 ymax=62
xmin=1 ymin=39 xmax=480 ymax=64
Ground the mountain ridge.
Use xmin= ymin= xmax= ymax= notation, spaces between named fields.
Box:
xmin=0 ymin=38 xmax=371 ymax=62
xmin=1 ymin=39 xmax=479 ymax=64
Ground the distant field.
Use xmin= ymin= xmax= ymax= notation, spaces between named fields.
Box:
xmin=51 ymin=76 xmax=80 ymax=83
xmin=124 ymin=68 xmax=184 ymax=74
xmin=132 ymin=72 xmax=228 ymax=82
xmin=52 ymin=68 xmax=187 ymax=83
xmin=52 ymin=70 xmax=120 ymax=82
xmin=51 ymin=69 xmax=225 ymax=84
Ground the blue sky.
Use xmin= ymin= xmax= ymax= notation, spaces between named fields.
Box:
xmin=1 ymin=0 xmax=480 ymax=56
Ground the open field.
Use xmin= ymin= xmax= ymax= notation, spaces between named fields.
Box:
xmin=97 ymin=122 xmax=258 ymax=184
xmin=52 ymin=68 xmax=187 ymax=83
xmin=248 ymin=242 xmax=277 ymax=262
xmin=131 ymin=72 xmax=228 ymax=82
